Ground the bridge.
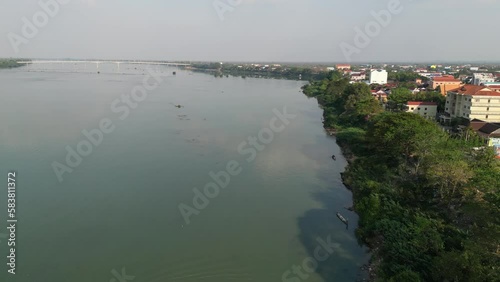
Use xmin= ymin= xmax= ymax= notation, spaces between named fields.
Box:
xmin=17 ymin=60 xmax=190 ymax=66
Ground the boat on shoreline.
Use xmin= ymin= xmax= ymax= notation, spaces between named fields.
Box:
xmin=326 ymin=128 xmax=337 ymax=136
xmin=336 ymin=212 xmax=348 ymax=226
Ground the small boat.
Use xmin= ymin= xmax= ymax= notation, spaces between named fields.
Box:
xmin=326 ymin=128 xmax=337 ymax=136
xmin=169 ymin=102 xmax=184 ymax=108
xmin=331 ymin=155 xmax=336 ymax=161
xmin=336 ymin=212 xmax=348 ymax=225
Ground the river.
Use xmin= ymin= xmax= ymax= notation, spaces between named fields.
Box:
xmin=0 ymin=63 xmax=369 ymax=282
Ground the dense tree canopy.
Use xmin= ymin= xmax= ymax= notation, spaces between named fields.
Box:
xmin=302 ymin=74 xmax=500 ymax=282
xmin=388 ymin=70 xmax=428 ymax=82
xmin=303 ymin=72 xmax=382 ymax=128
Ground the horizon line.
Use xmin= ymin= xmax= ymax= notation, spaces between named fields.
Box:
xmin=4 ymin=57 xmax=500 ymax=66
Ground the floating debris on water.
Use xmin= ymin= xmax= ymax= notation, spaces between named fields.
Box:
xmin=185 ymin=138 xmax=201 ymax=144
xmin=177 ymin=115 xmax=190 ymax=121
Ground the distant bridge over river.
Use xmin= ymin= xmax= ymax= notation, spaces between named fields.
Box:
xmin=17 ymin=60 xmax=190 ymax=69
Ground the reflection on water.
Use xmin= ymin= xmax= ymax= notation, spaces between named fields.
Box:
xmin=0 ymin=63 xmax=368 ymax=282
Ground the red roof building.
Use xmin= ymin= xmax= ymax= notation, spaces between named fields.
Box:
xmin=445 ymin=85 xmax=500 ymax=122
xmin=433 ymin=75 xmax=459 ymax=82
xmin=432 ymin=76 xmax=462 ymax=95
xmin=489 ymin=85 xmax=500 ymax=93
xmin=336 ymin=64 xmax=351 ymax=70
xmin=448 ymin=85 xmax=500 ymax=96
xmin=407 ymin=101 xmax=438 ymax=106
xmin=406 ymin=101 xmax=438 ymax=120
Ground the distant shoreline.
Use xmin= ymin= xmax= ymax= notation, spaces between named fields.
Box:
xmin=3 ymin=58 xmax=500 ymax=65
xmin=0 ymin=59 xmax=28 ymax=69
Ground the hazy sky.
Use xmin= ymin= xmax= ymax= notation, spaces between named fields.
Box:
xmin=1 ymin=0 xmax=499 ymax=62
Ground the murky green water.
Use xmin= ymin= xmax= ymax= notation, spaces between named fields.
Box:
xmin=0 ymin=63 xmax=369 ymax=282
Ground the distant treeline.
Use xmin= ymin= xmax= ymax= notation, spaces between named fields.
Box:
xmin=0 ymin=59 xmax=27 ymax=69
xmin=302 ymin=72 xmax=500 ymax=282
xmin=184 ymin=63 xmax=331 ymax=81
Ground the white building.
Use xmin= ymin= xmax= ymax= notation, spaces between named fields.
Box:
xmin=417 ymin=72 xmax=442 ymax=79
xmin=369 ymin=69 xmax=388 ymax=84
xmin=444 ymin=85 xmax=500 ymax=122
xmin=473 ymin=73 xmax=495 ymax=85
xmin=406 ymin=101 xmax=438 ymax=120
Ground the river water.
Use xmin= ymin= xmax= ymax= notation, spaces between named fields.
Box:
xmin=0 ymin=63 xmax=369 ymax=282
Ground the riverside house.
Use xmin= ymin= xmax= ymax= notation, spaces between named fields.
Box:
xmin=470 ymin=119 xmax=500 ymax=158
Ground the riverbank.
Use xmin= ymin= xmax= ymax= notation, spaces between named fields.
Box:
xmin=336 ymin=133 xmax=378 ymax=282
xmin=302 ymin=72 xmax=500 ymax=281
xmin=327 ymin=121 xmax=379 ymax=281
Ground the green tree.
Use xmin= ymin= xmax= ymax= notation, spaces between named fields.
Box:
xmin=367 ymin=112 xmax=445 ymax=167
xmin=414 ymin=91 xmax=446 ymax=112
xmin=389 ymin=87 xmax=414 ymax=104
xmin=389 ymin=270 xmax=421 ymax=282
xmin=339 ymin=83 xmax=383 ymax=126
xmin=387 ymin=87 xmax=414 ymax=111
xmin=425 ymin=147 xmax=473 ymax=204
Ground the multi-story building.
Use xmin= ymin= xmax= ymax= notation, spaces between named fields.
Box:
xmin=431 ymin=75 xmax=462 ymax=95
xmin=473 ymin=73 xmax=495 ymax=85
xmin=489 ymin=85 xmax=500 ymax=93
xmin=445 ymin=85 xmax=500 ymax=122
xmin=369 ymin=69 xmax=388 ymax=85
xmin=406 ymin=101 xmax=437 ymax=120
xmin=350 ymin=72 xmax=366 ymax=82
